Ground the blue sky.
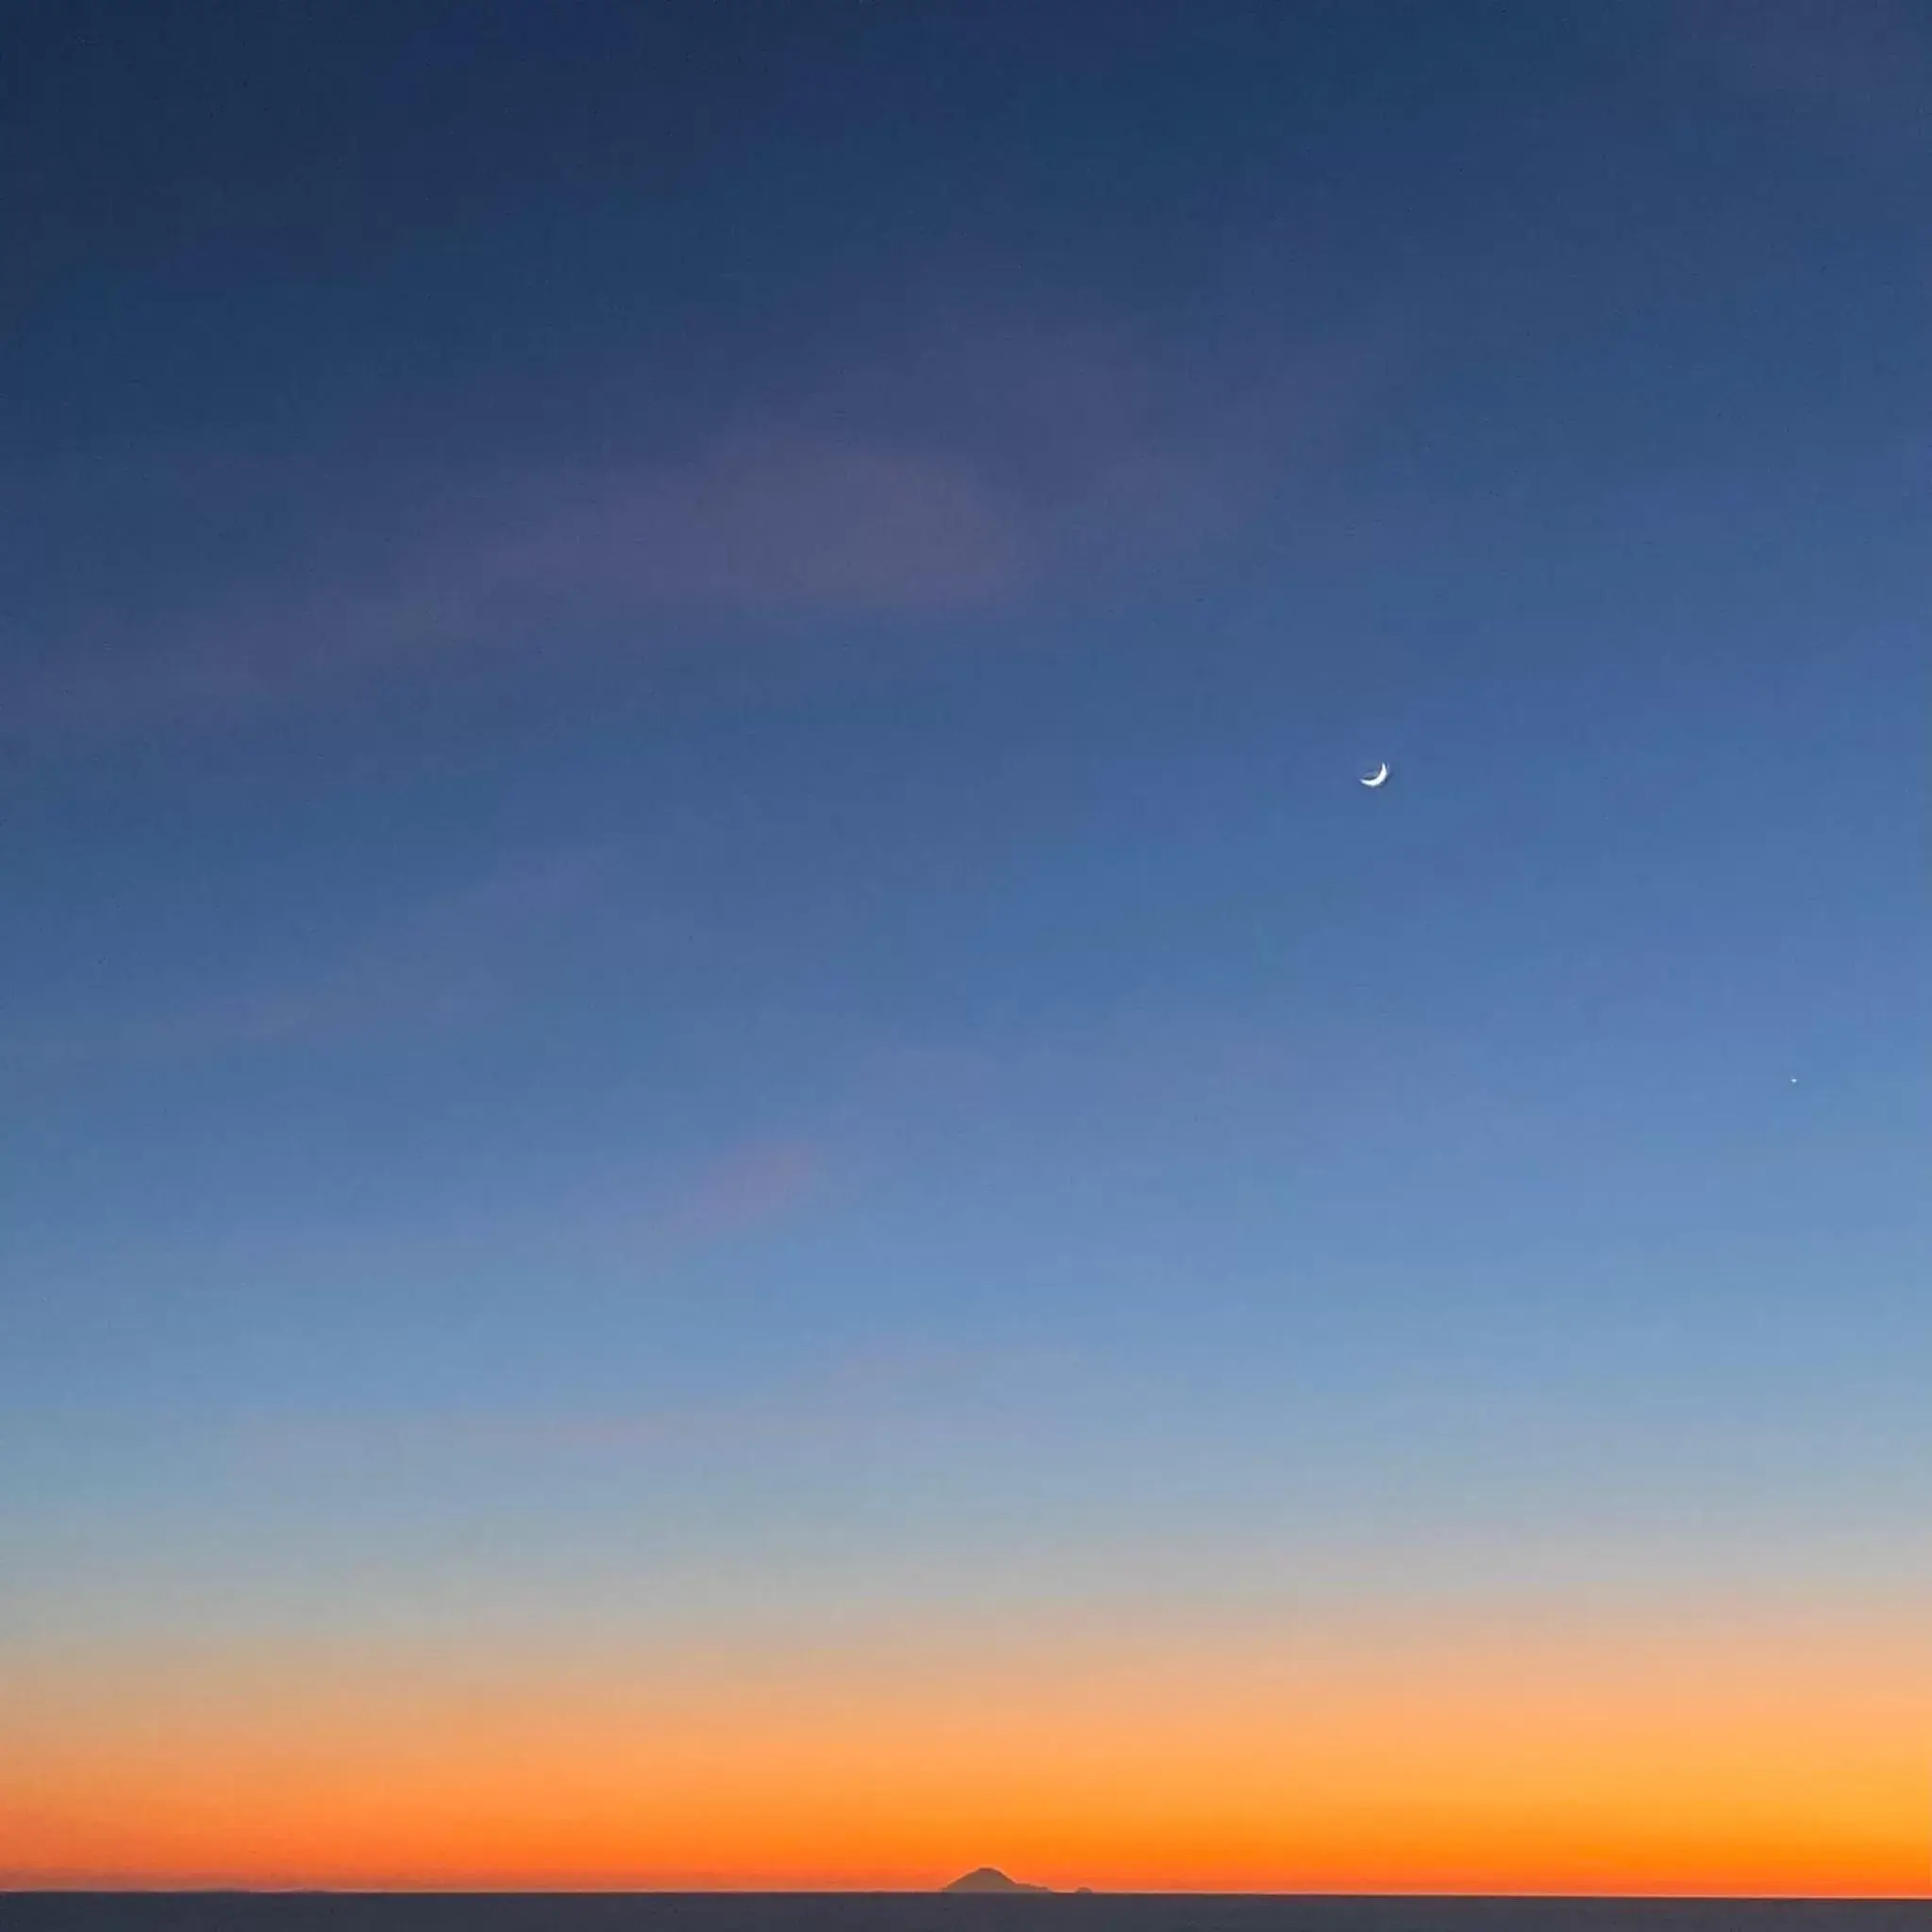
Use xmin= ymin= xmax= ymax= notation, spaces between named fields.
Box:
xmin=3 ymin=0 xmax=1928 ymax=1672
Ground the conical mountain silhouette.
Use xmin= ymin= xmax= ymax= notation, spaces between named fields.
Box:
xmin=942 ymin=1868 xmax=1051 ymax=1893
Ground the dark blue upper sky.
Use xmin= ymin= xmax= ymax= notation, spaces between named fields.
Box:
xmin=2 ymin=1 xmax=1927 ymax=1643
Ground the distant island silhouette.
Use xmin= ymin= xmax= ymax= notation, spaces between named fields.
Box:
xmin=942 ymin=1868 xmax=1052 ymax=1894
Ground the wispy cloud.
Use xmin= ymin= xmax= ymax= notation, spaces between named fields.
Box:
xmin=242 ymin=1337 xmax=1069 ymax=1466
xmin=0 ymin=431 xmax=1015 ymax=741
xmin=8 ymin=313 xmax=1374 ymax=741
xmin=1669 ymin=0 xmax=1932 ymax=150
xmin=490 ymin=431 xmax=1024 ymax=612
xmin=5 ymin=845 xmax=617 ymax=1065
xmin=654 ymin=1136 xmax=826 ymax=1249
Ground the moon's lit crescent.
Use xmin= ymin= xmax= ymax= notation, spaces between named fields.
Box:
xmin=1361 ymin=762 xmax=1389 ymax=788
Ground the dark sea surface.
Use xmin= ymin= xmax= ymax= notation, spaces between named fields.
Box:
xmin=3 ymin=1900 xmax=1925 ymax=1932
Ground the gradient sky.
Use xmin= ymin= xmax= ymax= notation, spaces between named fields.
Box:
xmin=2 ymin=0 xmax=1929 ymax=1893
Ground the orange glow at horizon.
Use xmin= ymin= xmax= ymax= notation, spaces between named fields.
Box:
xmin=6 ymin=1605 xmax=1928 ymax=1895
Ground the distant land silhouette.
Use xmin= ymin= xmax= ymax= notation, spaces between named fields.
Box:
xmin=4 ymin=1896 xmax=1927 ymax=1932
xmin=943 ymin=1869 xmax=1052 ymax=1894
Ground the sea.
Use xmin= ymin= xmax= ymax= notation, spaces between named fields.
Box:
xmin=2 ymin=1900 xmax=1924 ymax=1932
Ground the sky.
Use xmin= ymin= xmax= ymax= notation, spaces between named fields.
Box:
xmin=2 ymin=0 xmax=1929 ymax=1895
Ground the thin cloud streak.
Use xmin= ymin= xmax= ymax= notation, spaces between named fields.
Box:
xmin=8 ymin=316 xmax=1378 ymax=742
xmin=241 ymin=1339 xmax=1069 ymax=1467
xmin=1 ymin=845 xmax=619 ymax=1067
xmin=5 ymin=430 xmax=1017 ymax=741
xmin=656 ymin=1137 xmax=826 ymax=1250
xmin=1670 ymin=0 xmax=1932 ymax=151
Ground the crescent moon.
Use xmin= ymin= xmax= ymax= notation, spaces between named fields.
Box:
xmin=1361 ymin=762 xmax=1389 ymax=788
